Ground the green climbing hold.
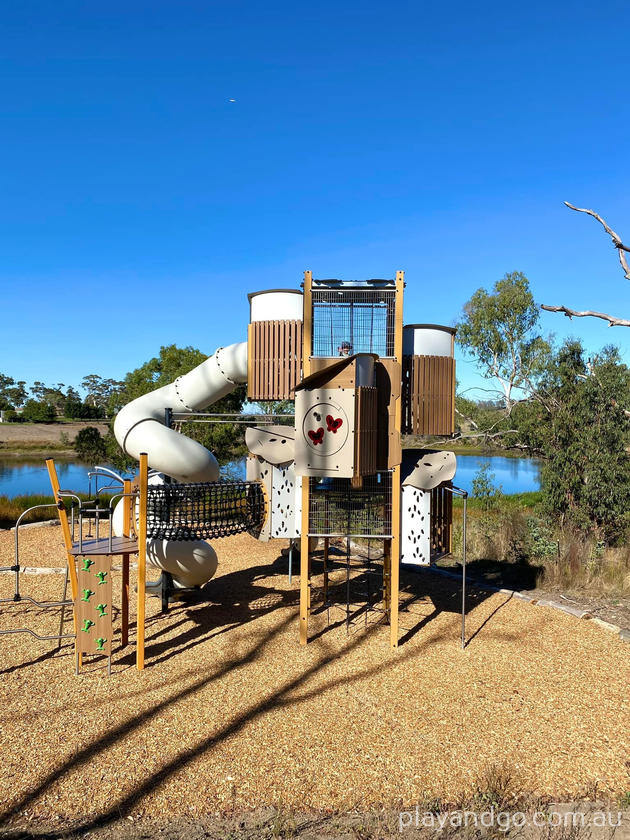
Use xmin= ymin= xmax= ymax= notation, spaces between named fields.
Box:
xmin=81 ymin=558 xmax=94 ymax=571
xmin=81 ymin=619 xmax=94 ymax=633
xmin=96 ymin=571 xmax=107 ymax=585
xmin=95 ymin=637 xmax=107 ymax=651
xmin=96 ymin=603 xmax=107 ymax=618
xmin=80 ymin=588 xmax=95 ymax=602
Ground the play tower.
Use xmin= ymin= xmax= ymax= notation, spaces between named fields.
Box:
xmin=244 ymin=271 xmax=457 ymax=647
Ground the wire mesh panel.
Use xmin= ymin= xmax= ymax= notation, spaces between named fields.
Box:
xmin=311 ymin=288 xmax=397 ymax=357
xmin=146 ymin=481 xmax=267 ymax=541
xmin=308 ymin=472 xmax=392 ymax=537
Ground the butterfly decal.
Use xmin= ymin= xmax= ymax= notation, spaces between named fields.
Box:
xmin=326 ymin=415 xmax=343 ymax=433
xmin=308 ymin=428 xmax=325 ymax=445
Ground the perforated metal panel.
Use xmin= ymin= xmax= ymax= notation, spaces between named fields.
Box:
xmin=400 ymin=485 xmax=431 ymax=565
xmin=270 ymin=462 xmax=301 ymax=539
xmin=247 ymin=455 xmax=301 ymax=540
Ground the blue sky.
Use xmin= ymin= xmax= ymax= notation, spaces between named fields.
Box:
xmin=2 ymin=0 xmax=630 ymax=399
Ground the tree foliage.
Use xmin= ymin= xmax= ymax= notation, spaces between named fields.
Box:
xmin=513 ymin=340 xmax=630 ymax=541
xmin=21 ymin=399 xmax=56 ymax=422
xmin=74 ymin=426 xmax=107 ymax=463
xmin=457 ymin=272 xmax=550 ymax=412
xmin=81 ymin=374 xmax=123 ymax=416
xmin=0 ymin=374 xmax=27 ymax=410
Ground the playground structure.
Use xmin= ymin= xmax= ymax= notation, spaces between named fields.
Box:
xmin=1 ymin=270 xmax=468 ymax=673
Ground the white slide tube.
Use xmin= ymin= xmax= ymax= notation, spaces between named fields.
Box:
xmin=113 ymin=342 xmax=248 ymax=482
xmin=113 ymin=342 xmax=248 ymax=589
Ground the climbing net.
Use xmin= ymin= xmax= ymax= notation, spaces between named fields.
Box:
xmin=146 ymin=481 xmax=267 ymax=541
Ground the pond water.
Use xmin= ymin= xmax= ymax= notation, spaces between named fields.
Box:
xmin=0 ymin=453 xmax=541 ymax=498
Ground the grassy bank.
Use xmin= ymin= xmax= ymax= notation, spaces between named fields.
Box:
xmin=0 ymin=442 xmax=75 ymax=457
xmin=0 ymin=493 xmax=114 ymax=530
xmin=447 ymin=492 xmax=630 ymax=598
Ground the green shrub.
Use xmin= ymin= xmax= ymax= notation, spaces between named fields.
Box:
xmin=471 ymin=461 xmax=502 ymax=511
xmin=74 ymin=426 xmax=107 ymax=462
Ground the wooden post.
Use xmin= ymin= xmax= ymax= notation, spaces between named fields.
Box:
xmin=137 ymin=453 xmax=148 ymax=670
xmin=46 ymin=458 xmax=81 ymax=668
xmin=300 ymin=271 xmax=313 ymax=645
xmin=46 ymin=459 xmax=79 ymax=603
xmin=121 ymin=478 xmax=131 ymax=648
xmin=390 ymin=270 xmax=404 ymax=648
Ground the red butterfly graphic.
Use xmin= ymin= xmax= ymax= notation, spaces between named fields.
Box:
xmin=308 ymin=428 xmax=324 ymax=445
xmin=326 ymin=415 xmax=343 ymax=433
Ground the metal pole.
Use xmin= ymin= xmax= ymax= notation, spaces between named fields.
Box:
xmin=461 ymin=494 xmax=467 ymax=650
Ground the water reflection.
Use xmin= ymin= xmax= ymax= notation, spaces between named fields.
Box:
xmin=0 ymin=453 xmax=542 ymax=498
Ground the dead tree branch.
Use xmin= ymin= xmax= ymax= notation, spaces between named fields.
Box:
xmin=564 ymin=201 xmax=630 ymax=279
xmin=540 ymin=304 xmax=630 ymax=328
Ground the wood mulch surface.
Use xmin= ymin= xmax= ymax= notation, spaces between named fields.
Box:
xmin=0 ymin=527 xmax=628 ymax=833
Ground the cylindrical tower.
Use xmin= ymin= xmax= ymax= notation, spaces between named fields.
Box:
xmin=402 ymin=324 xmax=456 ymax=436
xmin=247 ymin=289 xmax=304 ymax=401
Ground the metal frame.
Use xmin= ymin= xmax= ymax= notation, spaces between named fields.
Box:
xmin=0 ymin=503 xmax=74 ymax=645
xmin=440 ymin=484 xmax=468 ymax=649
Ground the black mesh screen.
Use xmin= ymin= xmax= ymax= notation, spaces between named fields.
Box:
xmin=146 ymin=481 xmax=266 ymax=541
xmin=311 ymin=288 xmax=396 ymax=357
xmin=308 ymin=473 xmax=392 ymax=537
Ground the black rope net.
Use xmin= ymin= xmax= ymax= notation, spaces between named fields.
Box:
xmin=146 ymin=481 xmax=267 ymax=541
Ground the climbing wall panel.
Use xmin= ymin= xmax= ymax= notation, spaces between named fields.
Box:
xmin=75 ymin=555 xmax=113 ymax=657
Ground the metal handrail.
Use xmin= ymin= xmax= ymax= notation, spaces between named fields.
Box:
xmin=103 ymin=491 xmax=139 ymax=551
xmin=441 ymin=484 xmax=468 ymax=649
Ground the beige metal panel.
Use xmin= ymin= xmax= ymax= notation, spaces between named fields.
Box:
xmin=401 ymin=449 xmax=456 ymax=490
xmin=295 ymin=388 xmax=356 ymax=477
xmin=245 ymin=425 xmax=295 ymax=465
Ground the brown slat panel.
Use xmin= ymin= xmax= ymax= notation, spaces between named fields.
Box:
xmin=249 ymin=319 xmax=304 ymax=401
xmin=405 ymin=355 xmax=456 ymax=436
xmin=256 ymin=321 xmax=262 ymax=400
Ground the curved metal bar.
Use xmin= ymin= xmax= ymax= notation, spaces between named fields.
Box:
xmin=88 ymin=466 xmax=125 ymax=483
xmin=0 ymin=596 xmax=72 ymax=608
xmin=14 ymin=504 xmax=60 ymax=600
xmin=0 ymin=627 xmax=74 ymax=641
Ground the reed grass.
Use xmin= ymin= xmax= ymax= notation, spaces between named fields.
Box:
xmin=0 ymin=492 xmax=114 ymax=529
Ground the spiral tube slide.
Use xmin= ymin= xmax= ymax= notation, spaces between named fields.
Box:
xmin=113 ymin=342 xmax=248 ymax=483
xmin=112 ymin=342 xmax=248 ymax=588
